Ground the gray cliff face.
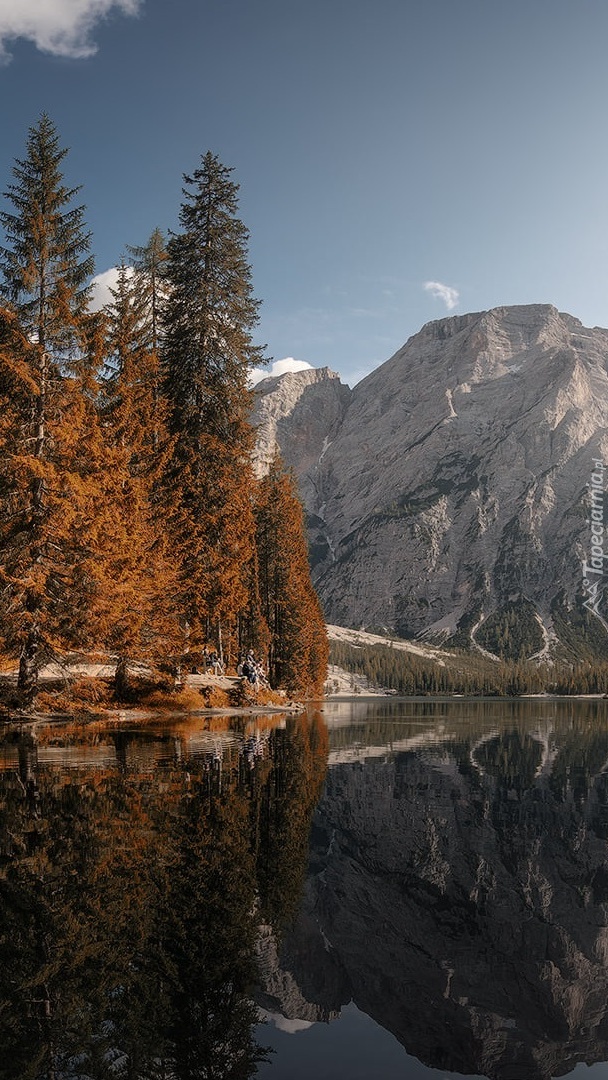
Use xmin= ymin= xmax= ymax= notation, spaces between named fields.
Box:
xmin=254 ymin=305 xmax=608 ymax=652
xmin=257 ymin=711 xmax=608 ymax=1079
xmin=251 ymin=366 xmax=353 ymax=575
xmin=251 ymin=366 xmax=351 ymax=510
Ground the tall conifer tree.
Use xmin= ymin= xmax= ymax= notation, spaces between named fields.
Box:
xmin=0 ymin=116 xmax=99 ymax=700
xmin=0 ymin=308 xmax=110 ymax=700
xmin=96 ymin=261 xmax=179 ymax=695
xmin=126 ymin=228 xmax=167 ymax=356
xmin=0 ymin=112 xmax=94 ymax=359
xmin=161 ymin=152 xmax=265 ymax=661
xmin=255 ymin=458 xmax=328 ymax=695
xmin=125 ymin=229 xmax=168 ymax=452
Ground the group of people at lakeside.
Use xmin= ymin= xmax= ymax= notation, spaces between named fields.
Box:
xmin=237 ymin=653 xmax=269 ymax=690
xmin=192 ymin=647 xmax=225 ymax=676
xmin=191 ymin=646 xmax=270 ymax=690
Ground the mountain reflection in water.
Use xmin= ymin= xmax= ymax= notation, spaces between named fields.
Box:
xmin=258 ymin=699 xmax=608 ymax=1080
xmin=1 ymin=701 xmax=608 ymax=1079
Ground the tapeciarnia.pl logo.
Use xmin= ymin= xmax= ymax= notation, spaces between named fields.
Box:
xmin=582 ymin=458 xmax=606 ymax=616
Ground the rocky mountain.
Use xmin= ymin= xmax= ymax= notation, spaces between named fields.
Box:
xmin=252 ymin=305 xmax=608 ymax=659
xmin=252 ymin=365 xmax=351 ymax=508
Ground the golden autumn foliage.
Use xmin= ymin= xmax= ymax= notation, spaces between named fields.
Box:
xmin=0 ymin=120 xmax=328 ymax=706
xmin=0 ymin=300 xmax=327 ymax=706
xmin=93 ymin=262 xmax=181 ymax=693
xmin=160 ymin=433 xmax=258 ymax=654
xmin=255 ymin=457 xmax=328 ymax=696
xmin=0 ymin=308 xmax=112 ymax=696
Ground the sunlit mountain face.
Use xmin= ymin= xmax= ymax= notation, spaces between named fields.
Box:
xmin=253 ymin=306 xmax=608 ymax=659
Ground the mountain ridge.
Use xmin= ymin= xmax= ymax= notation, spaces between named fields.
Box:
xmin=252 ymin=304 xmax=608 ymax=660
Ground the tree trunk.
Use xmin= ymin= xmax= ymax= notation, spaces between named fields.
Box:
xmin=217 ymin=619 xmax=223 ymax=667
xmin=18 ymin=631 xmax=39 ymax=706
xmin=114 ymin=655 xmax=129 ymax=699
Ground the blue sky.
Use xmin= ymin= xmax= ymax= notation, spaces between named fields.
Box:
xmin=1 ymin=0 xmax=608 ymax=386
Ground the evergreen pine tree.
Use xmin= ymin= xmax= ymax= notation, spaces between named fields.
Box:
xmin=0 ymin=116 xmax=99 ymax=701
xmin=161 ymin=152 xmax=265 ymax=663
xmin=0 ymin=112 xmax=94 ymax=360
xmin=126 ymin=227 xmax=167 ymax=355
xmin=95 ymin=261 xmax=179 ymax=695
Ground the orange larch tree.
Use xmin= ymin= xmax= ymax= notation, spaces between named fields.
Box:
xmin=0 ymin=308 xmax=115 ymax=701
xmin=255 ymin=457 xmax=328 ymax=695
xmin=0 ymin=116 xmax=103 ymax=701
xmin=94 ymin=261 xmax=180 ymax=695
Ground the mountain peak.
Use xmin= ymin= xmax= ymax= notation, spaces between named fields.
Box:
xmin=251 ymin=365 xmax=351 ymax=489
xmin=254 ymin=364 xmax=342 ymax=392
xmin=254 ymin=303 xmax=608 ymax=659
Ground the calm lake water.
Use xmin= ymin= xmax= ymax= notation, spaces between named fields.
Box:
xmin=2 ymin=698 xmax=608 ymax=1079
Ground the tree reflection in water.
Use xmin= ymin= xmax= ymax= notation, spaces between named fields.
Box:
xmin=0 ymin=711 xmax=328 ymax=1080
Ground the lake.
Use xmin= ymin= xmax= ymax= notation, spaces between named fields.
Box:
xmin=1 ymin=698 xmax=608 ymax=1079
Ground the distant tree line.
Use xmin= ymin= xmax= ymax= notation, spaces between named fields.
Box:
xmin=0 ymin=114 xmax=327 ymax=704
xmin=329 ymin=641 xmax=608 ymax=697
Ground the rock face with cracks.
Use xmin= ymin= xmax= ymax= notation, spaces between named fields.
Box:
xmin=253 ymin=305 xmax=608 ymax=656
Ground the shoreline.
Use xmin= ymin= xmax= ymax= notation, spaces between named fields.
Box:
xmin=0 ymin=703 xmax=306 ymax=726
xmin=324 ymin=692 xmax=608 ymax=701
xmin=3 ymin=691 xmax=608 ymax=729
xmin=0 ymin=662 xmax=306 ymax=723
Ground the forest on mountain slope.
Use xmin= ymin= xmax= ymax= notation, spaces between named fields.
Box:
xmin=329 ymin=639 xmax=608 ymax=697
xmin=0 ymin=114 xmax=327 ymax=708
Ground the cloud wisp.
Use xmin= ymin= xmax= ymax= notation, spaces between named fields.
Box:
xmin=89 ymin=265 xmax=133 ymax=311
xmin=0 ymin=0 xmax=142 ymax=63
xmin=424 ymin=280 xmax=459 ymax=311
xmin=250 ymin=358 xmax=313 ymax=387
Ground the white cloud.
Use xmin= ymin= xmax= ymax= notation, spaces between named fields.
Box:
xmin=250 ymin=357 xmax=313 ymax=387
xmin=89 ymin=265 xmax=133 ymax=310
xmin=424 ymin=280 xmax=460 ymax=311
xmin=0 ymin=0 xmax=142 ymax=63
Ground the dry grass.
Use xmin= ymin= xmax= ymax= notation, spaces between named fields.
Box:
xmin=139 ymin=686 xmax=205 ymax=711
xmin=0 ymin=658 xmax=296 ymax=718
xmin=35 ymin=677 xmax=113 ymax=714
xmin=198 ymin=686 xmax=232 ymax=709
xmin=228 ymin=680 xmax=288 ymax=708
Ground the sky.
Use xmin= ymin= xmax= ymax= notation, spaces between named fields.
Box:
xmin=1 ymin=0 xmax=608 ymax=387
